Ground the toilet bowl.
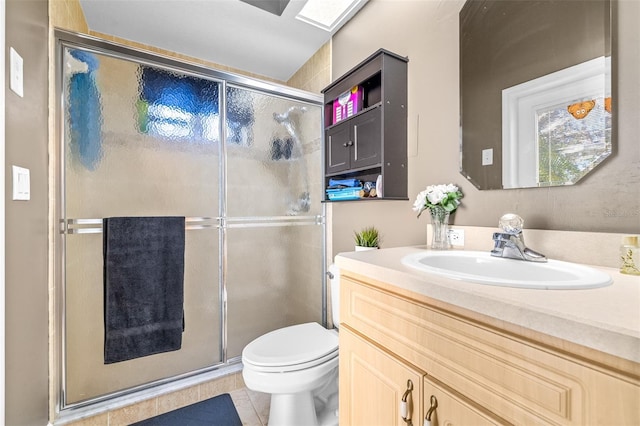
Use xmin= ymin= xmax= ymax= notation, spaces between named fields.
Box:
xmin=241 ymin=266 xmax=340 ymax=426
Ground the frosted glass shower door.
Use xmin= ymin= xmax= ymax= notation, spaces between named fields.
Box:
xmin=224 ymin=86 xmax=324 ymax=358
xmin=61 ymin=46 xmax=222 ymax=404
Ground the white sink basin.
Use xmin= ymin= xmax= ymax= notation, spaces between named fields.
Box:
xmin=401 ymin=251 xmax=612 ymax=289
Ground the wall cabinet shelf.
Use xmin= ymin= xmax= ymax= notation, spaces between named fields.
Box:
xmin=322 ymin=49 xmax=408 ymax=201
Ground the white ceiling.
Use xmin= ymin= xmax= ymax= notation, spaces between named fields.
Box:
xmin=79 ymin=0 xmax=367 ymax=82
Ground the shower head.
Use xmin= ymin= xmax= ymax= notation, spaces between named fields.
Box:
xmin=273 ymin=106 xmax=307 ymax=123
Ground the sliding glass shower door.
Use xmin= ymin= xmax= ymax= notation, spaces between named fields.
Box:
xmin=61 ymin=45 xmax=222 ymax=404
xmin=224 ymin=86 xmax=324 ymax=359
xmin=56 ymin=32 xmax=323 ymax=409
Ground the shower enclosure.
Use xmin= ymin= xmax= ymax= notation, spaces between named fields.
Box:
xmin=54 ymin=31 xmax=325 ymax=411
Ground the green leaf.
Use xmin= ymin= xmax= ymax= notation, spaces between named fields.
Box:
xmin=354 ymin=226 xmax=380 ymax=247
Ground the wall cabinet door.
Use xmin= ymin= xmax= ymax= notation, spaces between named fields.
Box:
xmin=350 ymin=107 xmax=381 ymax=170
xmin=325 ymin=108 xmax=382 ymax=175
xmin=326 ymin=122 xmax=352 ymax=174
xmin=340 ymin=327 xmax=423 ymax=426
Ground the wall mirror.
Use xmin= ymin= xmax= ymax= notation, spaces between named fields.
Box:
xmin=460 ymin=0 xmax=612 ymax=190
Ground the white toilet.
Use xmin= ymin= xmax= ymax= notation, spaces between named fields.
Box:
xmin=242 ymin=265 xmax=341 ymax=426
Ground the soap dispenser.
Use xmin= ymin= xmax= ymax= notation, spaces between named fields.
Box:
xmin=620 ymin=236 xmax=640 ymax=276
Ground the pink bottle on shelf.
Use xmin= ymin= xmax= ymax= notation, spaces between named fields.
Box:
xmin=333 ymin=85 xmax=363 ymax=124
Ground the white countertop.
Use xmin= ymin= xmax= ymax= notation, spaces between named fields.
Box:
xmin=335 ymin=246 xmax=640 ymax=364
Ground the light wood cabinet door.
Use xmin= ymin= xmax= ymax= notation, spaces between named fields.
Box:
xmin=340 ymin=327 xmax=423 ymax=426
xmin=423 ymin=376 xmax=507 ymax=426
xmin=340 ymin=272 xmax=640 ymax=425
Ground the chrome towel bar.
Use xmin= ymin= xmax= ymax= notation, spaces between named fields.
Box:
xmin=62 ymin=217 xmax=218 ymax=234
xmin=61 ymin=215 xmax=323 ymax=234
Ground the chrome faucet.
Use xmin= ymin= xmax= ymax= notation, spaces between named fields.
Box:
xmin=491 ymin=214 xmax=547 ymax=262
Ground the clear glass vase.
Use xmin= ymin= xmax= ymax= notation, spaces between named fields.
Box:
xmin=429 ymin=206 xmax=450 ymax=250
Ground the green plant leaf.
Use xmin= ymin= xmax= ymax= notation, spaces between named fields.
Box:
xmin=354 ymin=226 xmax=380 ymax=247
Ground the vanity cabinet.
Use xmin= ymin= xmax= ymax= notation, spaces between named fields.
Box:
xmin=339 ymin=271 xmax=640 ymax=426
xmin=322 ymin=49 xmax=408 ymax=200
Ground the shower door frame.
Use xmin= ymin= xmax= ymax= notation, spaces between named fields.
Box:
xmin=53 ymin=29 xmax=326 ymax=417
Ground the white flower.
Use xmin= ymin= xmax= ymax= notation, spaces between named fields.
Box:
xmin=426 ymin=185 xmax=446 ymax=205
xmin=412 ymin=183 xmax=463 ymax=218
xmin=412 ymin=189 xmax=428 ymax=212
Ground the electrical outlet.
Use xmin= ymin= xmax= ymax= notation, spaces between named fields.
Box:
xmin=448 ymin=228 xmax=465 ymax=247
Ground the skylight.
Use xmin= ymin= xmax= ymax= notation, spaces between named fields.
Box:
xmin=295 ymin=0 xmax=367 ymax=32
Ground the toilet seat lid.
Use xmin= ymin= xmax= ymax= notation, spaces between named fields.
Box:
xmin=242 ymin=322 xmax=338 ymax=368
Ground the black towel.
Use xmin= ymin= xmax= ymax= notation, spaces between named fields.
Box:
xmin=103 ymin=216 xmax=185 ymax=364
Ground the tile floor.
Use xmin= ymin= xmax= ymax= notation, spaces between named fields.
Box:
xmin=229 ymin=388 xmax=271 ymax=426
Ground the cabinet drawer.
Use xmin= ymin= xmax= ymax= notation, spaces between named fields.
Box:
xmin=423 ymin=376 xmax=505 ymax=426
xmin=341 ymin=274 xmax=640 ymax=425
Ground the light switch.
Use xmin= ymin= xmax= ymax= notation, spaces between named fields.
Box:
xmin=10 ymin=47 xmax=24 ymax=98
xmin=482 ymin=148 xmax=493 ymax=166
xmin=12 ymin=166 xmax=30 ymax=201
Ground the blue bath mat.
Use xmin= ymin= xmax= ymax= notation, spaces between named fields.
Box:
xmin=130 ymin=393 xmax=242 ymax=426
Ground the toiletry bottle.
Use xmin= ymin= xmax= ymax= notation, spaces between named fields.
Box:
xmin=620 ymin=236 xmax=640 ymax=276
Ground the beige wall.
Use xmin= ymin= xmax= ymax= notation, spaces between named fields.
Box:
xmin=89 ymin=30 xmax=286 ymax=85
xmin=329 ymin=0 xmax=640 ymax=258
xmin=287 ymin=41 xmax=332 ymax=93
xmin=5 ymin=0 xmax=50 ymax=424
xmin=50 ymin=0 xmax=87 ymax=33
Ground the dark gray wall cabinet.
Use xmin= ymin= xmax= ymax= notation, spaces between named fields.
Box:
xmin=322 ymin=49 xmax=408 ymax=200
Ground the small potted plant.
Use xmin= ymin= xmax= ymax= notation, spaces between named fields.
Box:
xmin=354 ymin=226 xmax=380 ymax=251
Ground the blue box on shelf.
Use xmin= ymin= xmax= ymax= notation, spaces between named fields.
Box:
xmin=326 ymin=186 xmax=362 ymax=201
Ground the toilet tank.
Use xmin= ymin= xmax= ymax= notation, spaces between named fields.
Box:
xmin=328 ymin=264 xmax=340 ymax=328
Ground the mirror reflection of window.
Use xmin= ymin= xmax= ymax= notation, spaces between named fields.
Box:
xmin=501 ymin=57 xmax=611 ymax=189
xmin=537 ymin=95 xmax=611 ymax=186
xmin=459 ymin=0 xmax=612 ymax=190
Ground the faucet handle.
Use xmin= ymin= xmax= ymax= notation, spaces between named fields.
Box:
xmin=499 ymin=213 xmax=524 ymax=235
